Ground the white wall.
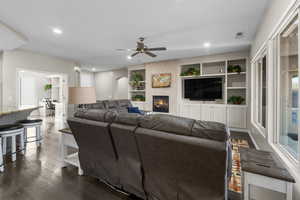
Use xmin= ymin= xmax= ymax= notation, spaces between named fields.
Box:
xmin=1 ymin=50 xmax=77 ymax=116
xmin=0 ymin=52 xmax=2 ymax=107
xmin=94 ymin=68 xmax=128 ymax=100
xmin=250 ymin=1 xmax=300 ymax=199
xmin=80 ymin=71 xmax=95 ymax=87
xmin=251 ymin=0 xmax=295 ymax=57
xmin=19 ymin=71 xmax=50 ymax=107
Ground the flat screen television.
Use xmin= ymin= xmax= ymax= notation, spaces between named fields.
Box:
xmin=184 ymin=78 xmax=223 ymax=100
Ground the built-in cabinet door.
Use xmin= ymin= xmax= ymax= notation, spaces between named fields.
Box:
xmin=200 ymin=105 xmax=212 ymax=121
xmin=180 ymin=104 xmax=191 ymax=118
xmin=227 ymin=106 xmax=247 ymax=129
xmin=179 ymin=103 xmax=247 ymax=129
xmin=190 ymin=105 xmax=201 ymax=120
xmin=211 ymin=106 xmax=227 ymax=124
xmin=200 ymin=105 xmax=226 ymax=124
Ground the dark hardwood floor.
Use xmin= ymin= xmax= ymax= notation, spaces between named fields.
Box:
xmin=0 ymin=117 xmax=133 ymax=200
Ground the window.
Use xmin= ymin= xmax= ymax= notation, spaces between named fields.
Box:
xmin=278 ymin=15 xmax=299 ymax=158
xmin=253 ymin=53 xmax=267 ymax=133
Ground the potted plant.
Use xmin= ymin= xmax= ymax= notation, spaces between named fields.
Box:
xmin=180 ymin=67 xmax=200 ymax=76
xmin=228 ymin=96 xmax=245 ymax=105
xmin=132 ymin=95 xmax=145 ymax=102
xmin=130 ymin=72 xmax=144 ymax=90
xmin=228 ymin=65 xmax=242 ymax=73
xmin=44 ymin=84 xmax=52 ymax=91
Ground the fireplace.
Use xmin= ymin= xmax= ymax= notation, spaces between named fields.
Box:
xmin=153 ymin=96 xmax=169 ymax=113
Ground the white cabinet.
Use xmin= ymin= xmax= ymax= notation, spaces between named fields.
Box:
xmin=200 ymin=105 xmax=212 ymax=121
xmin=211 ymin=106 xmax=227 ymax=124
xmin=200 ymin=105 xmax=226 ymax=124
xmin=179 ymin=103 xmax=247 ymax=129
xmin=180 ymin=104 xmax=191 ymax=118
xmin=227 ymin=106 xmax=247 ymax=129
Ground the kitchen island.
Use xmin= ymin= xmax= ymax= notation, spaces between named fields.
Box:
xmin=0 ymin=106 xmax=40 ymax=125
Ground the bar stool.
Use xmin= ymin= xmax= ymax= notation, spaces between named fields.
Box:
xmin=0 ymin=124 xmax=25 ymax=172
xmin=19 ymin=119 xmax=43 ymax=147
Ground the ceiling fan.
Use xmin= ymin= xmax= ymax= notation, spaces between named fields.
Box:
xmin=117 ymin=37 xmax=167 ymax=58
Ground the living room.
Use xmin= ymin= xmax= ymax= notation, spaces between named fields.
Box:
xmin=0 ymin=0 xmax=299 ymax=200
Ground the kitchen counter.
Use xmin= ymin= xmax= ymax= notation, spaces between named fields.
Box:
xmin=0 ymin=106 xmax=40 ymax=125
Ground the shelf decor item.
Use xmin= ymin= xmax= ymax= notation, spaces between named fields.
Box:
xmin=132 ymin=94 xmax=145 ymax=102
xmin=180 ymin=67 xmax=200 ymax=76
xmin=44 ymin=84 xmax=52 ymax=91
xmin=228 ymin=96 xmax=245 ymax=105
xmin=228 ymin=65 xmax=242 ymax=73
xmin=152 ymin=73 xmax=171 ymax=88
xmin=130 ymin=72 xmax=144 ymax=90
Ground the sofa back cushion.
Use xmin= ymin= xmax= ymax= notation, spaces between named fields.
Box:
xmin=191 ymin=120 xmax=229 ymax=142
xmin=114 ymin=113 xmax=141 ymax=126
xmin=110 ymin=122 xmax=146 ymax=198
xmin=74 ymin=109 xmax=117 ymax=123
xmin=139 ymin=114 xmax=195 ymax=136
xmin=85 ymin=101 xmax=106 ymax=109
xmin=135 ymin=127 xmax=228 ymax=200
xmin=103 ymin=100 xmax=119 ymax=110
xmin=67 ymin=117 xmax=120 ymax=187
xmin=117 ymin=99 xmax=133 ymax=109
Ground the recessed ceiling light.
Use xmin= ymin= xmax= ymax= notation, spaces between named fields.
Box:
xmin=203 ymin=42 xmax=211 ymax=48
xmin=92 ymin=68 xmax=96 ymax=72
xmin=52 ymin=27 xmax=63 ymax=35
xmin=127 ymin=55 xmax=132 ymax=60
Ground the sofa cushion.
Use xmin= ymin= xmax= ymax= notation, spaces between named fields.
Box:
xmin=114 ymin=113 xmax=141 ymax=126
xmin=74 ymin=109 xmax=117 ymax=123
xmin=117 ymin=99 xmax=133 ymax=109
xmin=139 ymin=114 xmax=195 ymax=136
xmin=103 ymin=100 xmax=119 ymax=110
xmin=191 ymin=120 xmax=228 ymax=142
xmin=85 ymin=101 xmax=106 ymax=110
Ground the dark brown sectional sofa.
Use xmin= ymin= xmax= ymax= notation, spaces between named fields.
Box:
xmin=68 ymin=100 xmax=232 ymax=200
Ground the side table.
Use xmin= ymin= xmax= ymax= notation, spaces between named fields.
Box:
xmin=240 ymin=148 xmax=295 ymax=200
xmin=59 ymin=128 xmax=83 ymax=175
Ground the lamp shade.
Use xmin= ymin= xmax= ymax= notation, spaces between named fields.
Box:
xmin=68 ymin=87 xmax=96 ymax=104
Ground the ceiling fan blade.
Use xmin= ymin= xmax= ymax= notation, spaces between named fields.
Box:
xmin=146 ymin=47 xmax=167 ymax=51
xmin=145 ymin=51 xmax=157 ymax=57
xmin=131 ymin=52 xmax=140 ymax=57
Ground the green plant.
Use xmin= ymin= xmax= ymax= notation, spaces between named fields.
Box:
xmin=130 ymin=72 xmax=144 ymax=89
xmin=180 ymin=67 xmax=200 ymax=76
xmin=132 ymin=95 xmax=145 ymax=102
xmin=228 ymin=96 xmax=245 ymax=105
xmin=228 ymin=65 xmax=242 ymax=73
xmin=44 ymin=84 xmax=52 ymax=91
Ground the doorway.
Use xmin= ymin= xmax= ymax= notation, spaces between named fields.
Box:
xmin=17 ymin=69 xmax=68 ymax=120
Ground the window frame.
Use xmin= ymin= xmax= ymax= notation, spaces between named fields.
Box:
xmin=252 ymin=49 xmax=268 ymax=137
xmin=274 ymin=10 xmax=300 ymax=162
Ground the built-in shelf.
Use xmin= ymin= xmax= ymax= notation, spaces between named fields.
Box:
xmin=179 ymin=73 xmax=225 ymax=78
xmin=227 ymin=87 xmax=247 ymax=90
xmin=128 ymin=67 xmax=146 ymax=102
xmin=227 ymin=72 xmax=246 ymax=76
xmin=130 ymin=90 xmax=145 ymax=92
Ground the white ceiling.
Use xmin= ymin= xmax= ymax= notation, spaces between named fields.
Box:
xmin=0 ymin=0 xmax=270 ymax=71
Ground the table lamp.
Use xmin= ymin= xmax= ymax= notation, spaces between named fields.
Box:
xmin=68 ymin=87 xmax=96 ymax=109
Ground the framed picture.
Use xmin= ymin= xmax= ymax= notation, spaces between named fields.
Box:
xmin=152 ymin=73 xmax=171 ymax=88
